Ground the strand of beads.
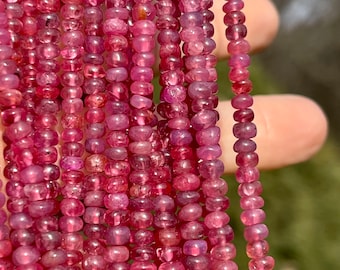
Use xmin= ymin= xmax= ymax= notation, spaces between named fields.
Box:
xmin=80 ymin=1 xmax=109 ymax=269
xmin=224 ymin=0 xmax=275 ymax=269
xmin=155 ymin=0 xmax=185 ymax=269
xmin=128 ymin=1 xmax=164 ymax=269
xmin=0 ymin=2 xmax=21 ymax=267
xmin=15 ymin=0 xmax=63 ymax=268
xmin=93 ymin=0 xmax=132 ymax=268
xmin=58 ymin=0 xmax=86 ymax=268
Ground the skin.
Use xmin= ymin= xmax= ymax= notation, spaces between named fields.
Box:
xmin=0 ymin=0 xmax=328 ymax=177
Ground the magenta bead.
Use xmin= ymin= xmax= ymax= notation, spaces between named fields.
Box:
xmin=183 ymin=240 xmax=207 ymax=256
xmin=244 ymin=224 xmax=269 ymax=243
xmin=241 ymin=209 xmax=266 ymax=226
xmin=105 ymin=226 xmax=130 ymax=246
xmin=235 ymin=166 xmax=260 ymax=183
xmin=104 ymin=246 xmax=129 ymax=263
xmin=173 ymin=173 xmax=200 ymax=191
xmin=40 ymin=249 xmax=67 ymax=267
xmin=248 ymin=256 xmax=275 ymax=270
xmin=180 ymin=221 xmax=204 ymax=240
xmin=240 ymin=196 xmax=264 ymax=210
xmin=178 ymin=203 xmax=202 ymax=222
xmin=210 ymin=243 xmax=236 ymax=261
xmin=12 ymin=246 xmax=40 ymax=266
xmin=246 ymin=240 xmax=270 ymax=259
xmin=202 ymin=178 xmax=228 ymax=197
xmin=204 ymin=211 xmax=230 ymax=229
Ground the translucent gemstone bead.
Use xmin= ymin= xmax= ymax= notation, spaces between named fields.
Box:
xmin=153 ymin=212 xmax=177 ymax=229
xmin=34 ymin=216 xmax=59 ymax=233
xmin=65 ymin=250 xmax=83 ymax=266
xmin=240 ymin=196 xmax=264 ymax=210
xmin=196 ymin=145 xmax=222 ymax=160
xmin=211 ymin=260 xmax=238 ymax=270
xmin=103 ymin=18 xmax=128 ymax=35
xmin=244 ymin=224 xmax=269 ymax=242
xmin=106 ymin=114 xmax=129 ymax=131
xmin=84 ymin=190 xmax=105 ymax=207
xmin=198 ymin=159 xmax=224 ymax=179
xmin=233 ymin=139 xmax=256 ymax=153
xmin=61 ymin=128 xmax=83 ymax=142
xmin=59 ymin=216 xmax=84 ymax=232
xmin=191 ymin=109 xmax=217 ymax=131
xmin=205 ymin=196 xmax=229 ymax=212
xmin=156 ymin=227 xmax=181 ymax=246
xmin=246 ymin=240 xmax=269 ymax=259
xmin=233 ymin=122 xmax=256 ymax=139
xmin=238 ymin=181 xmax=263 ymax=197
xmin=180 ymin=221 xmax=204 ymax=240
xmin=105 ymin=226 xmax=130 ymax=246
xmin=104 ymin=246 xmax=129 ymax=263
xmin=35 ymin=231 xmax=62 ymax=252
xmin=131 ymin=230 xmax=154 ymax=247
xmin=235 ymin=166 xmax=260 ymax=183
xmin=60 ymin=198 xmax=85 ymax=217
xmin=130 ymin=261 xmax=157 ymax=270
xmin=131 ymin=246 xmax=155 ymax=262
xmin=130 ymin=211 xmax=153 ymax=229
xmin=241 ymin=209 xmax=266 ymax=226
xmin=210 ymin=243 xmax=236 ymax=261
xmin=132 ymin=52 xmax=155 ymax=67
xmin=160 ymin=85 xmax=186 ymax=104
xmin=169 ymin=129 xmax=193 ymax=146
xmin=20 ymin=165 xmax=44 ymax=184
xmin=175 ymin=191 xmax=200 ymax=206
xmin=12 ymin=245 xmax=40 ymax=266
xmin=208 ymin=225 xmax=234 ymax=246
xmin=173 ymin=173 xmax=200 ymax=191
xmin=103 ymin=176 xmax=128 ymax=193
xmin=28 ymin=199 xmax=58 ymax=218
xmin=83 ymin=255 xmax=106 ymax=270
xmin=61 ymin=232 xmax=83 ymax=250
xmin=202 ymin=178 xmax=228 ymax=197
xmin=159 ymin=261 xmax=185 ymax=270
xmin=236 ymin=152 xmax=259 ymax=167
xmin=105 ymin=7 xmax=129 ymax=20
xmin=60 ymin=156 xmax=84 ymax=171
xmin=153 ymin=195 xmax=175 ymax=212
xmin=130 ymin=20 xmax=156 ymax=36
xmin=83 ymin=239 xmax=105 ymax=255
xmin=83 ymin=224 xmax=105 ymax=239
xmin=40 ymin=249 xmax=67 ymax=267
xmin=178 ymin=203 xmax=202 ymax=222
xmin=204 ymin=211 xmax=230 ymax=229
xmin=183 ymin=240 xmax=207 ymax=256
xmin=132 ymin=35 xmax=155 ymax=53
xmin=104 ymin=193 xmax=129 ymax=211
xmin=248 ymin=256 xmax=275 ymax=270
xmin=10 ymin=229 xmax=35 ymax=247
xmin=83 ymin=207 xmax=105 ymax=224
xmin=183 ymin=255 xmax=210 ymax=270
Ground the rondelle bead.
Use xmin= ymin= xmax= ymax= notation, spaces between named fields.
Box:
xmin=241 ymin=209 xmax=266 ymax=226
xmin=246 ymin=239 xmax=269 ymax=259
xmin=159 ymin=261 xmax=185 ymax=270
xmin=130 ymin=261 xmax=157 ymax=270
xmin=240 ymin=196 xmax=264 ymax=210
xmin=202 ymin=178 xmax=228 ymax=197
xmin=244 ymin=224 xmax=269 ymax=243
xmin=178 ymin=203 xmax=202 ymax=222
xmin=12 ymin=245 xmax=40 ymax=266
xmin=156 ymin=227 xmax=181 ymax=247
xmin=248 ymin=256 xmax=275 ymax=270
xmin=104 ymin=246 xmax=129 ymax=263
xmin=40 ymin=249 xmax=67 ymax=268
xmin=180 ymin=221 xmax=204 ymax=240
xmin=131 ymin=229 xmax=154 ymax=247
xmin=183 ymin=255 xmax=210 ymax=270
xmin=210 ymin=243 xmax=237 ymax=261
xmin=208 ymin=225 xmax=234 ymax=246
xmin=105 ymin=226 xmax=130 ymax=246
xmin=183 ymin=240 xmax=208 ymax=256
xmin=173 ymin=173 xmax=200 ymax=191
xmin=238 ymin=181 xmax=263 ymax=197
xmin=235 ymin=166 xmax=260 ymax=183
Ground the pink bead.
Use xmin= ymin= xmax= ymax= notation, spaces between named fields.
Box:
xmin=202 ymin=178 xmax=228 ymax=197
xmin=60 ymin=198 xmax=85 ymax=217
xmin=246 ymin=240 xmax=269 ymax=259
xmin=173 ymin=173 xmax=200 ymax=191
xmin=104 ymin=193 xmax=129 ymax=211
xmin=130 ymin=261 xmax=157 ymax=270
xmin=235 ymin=166 xmax=260 ymax=183
xmin=9 ymin=229 xmax=34 ymax=247
xmin=28 ymin=199 xmax=58 ymax=218
xmin=59 ymin=216 xmax=84 ymax=232
xmin=211 ymin=260 xmax=238 ymax=270
xmin=238 ymin=181 xmax=263 ymax=197
xmin=130 ymin=20 xmax=156 ymax=36
xmin=159 ymin=261 xmax=185 ymax=270
xmin=132 ymin=52 xmax=155 ymax=67
xmin=131 ymin=2 xmax=156 ymax=21
xmin=240 ymin=196 xmax=264 ymax=210
xmin=160 ymin=85 xmax=186 ymax=103
xmin=241 ymin=209 xmax=266 ymax=226
xmin=210 ymin=243 xmax=236 ymax=261
xmin=105 ymin=7 xmax=129 ymax=20
xmin=204 ymin=211 xmax=230 ymax=229
xmin=40 ymin=249 xmax=67 ymax=267
xmin=60 ymin=156 xmax=84 ymax=170
xmin=244 ymin=224 xmax=269 ymax=242
xmin=180 ymin=221 xmax=204 ymax=240
xmin=156 ymin=228 xmax=181 ymax=247
xmin=20 ymin=165 xmax=44 ymax=184
xmin=103 ymin=18 xmax=128 ymax=35
xmin=178 ymin=203 xmax=202 ymax=222
xmin=131 ymin=229 xmax=154 ymax=246
xmin=208 ymin=225 xmax=234 ymax=246
xmin=132 ymin=35 xmax=155 ymax=53
xmin=169 ymin=129 xmax=193 ymax=146
xmin=34 ymin=216 xmax=59 ymax=232
xmin=130 ymin=211 xmax=153 ymax=229
xmin=183 ymin=240 xmax=207 ymax=256
xmin=198 ymin=159 xmax=224 ymax=179
xmin=104 ymin=246 xmax=129 ymax=263
xmin=196 ymin=145 xmax=222 ymax=160
xmin=105 ymin=226 xmax=130 ymax=245
xmin=83 ymin=255 xmax=106 ymax=270
xmin=248 ymin=256 xmax=275 ymax=270
xmin=84 ymin=190 xmax=105 ymax=207
xmin=183 ymin=255 xmax=210 ymax=270
xmin=35 ymin=231 xmax=62 ymax=252
xmin=12 ymin=246 xmax=40 ymax=266
xmin=61 ymin=232 xmax=83 ymax=250
xmin=130 ymin=94 xmax=153 ymax=109
xmin=106 ymin=67 xmax=128 ymax=82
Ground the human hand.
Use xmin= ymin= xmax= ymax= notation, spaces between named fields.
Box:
xmin=214 ymin=0 xmax=328 ymax=173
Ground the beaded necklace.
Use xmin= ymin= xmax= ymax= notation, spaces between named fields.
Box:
xmin=0 ymin=0 xmax=275 ymax=269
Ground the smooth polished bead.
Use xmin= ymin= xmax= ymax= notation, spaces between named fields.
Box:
xmin=105 ymin=226 xmax=130 ymax=246
xmin=12 ymin=246 xmax=40 ymax=266
xmin=183 ymin=255 xmax=210 ymax=270
xmin=210 ymin=243 xmax=237 ymax=261
xmin=183 ymin=240 xmax=208 ymax=256
xmin=178 ymin=203 xmax=202 ymax=222
xmin=180 ymin=221 xmax=204 ymax=240
xmin=40 ymin=249 xmax=67 ymax=268
xmin=104 ymin=246 xmax=129 ymax=263
xmin=248 ymin=256 xmax=275 ymax=270
xmin=246 ymin=240 xmax=269 ymax=259
xmin=35 ymin=231 xmax=62 ymax=252
xmin=244 ymin=224 xmax=269 ymax=243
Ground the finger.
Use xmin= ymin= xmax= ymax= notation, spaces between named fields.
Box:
xmin=218 ymin=94 xmax=328 ymax=173
xmin=212 ymin=0 xmax=280 ymax=58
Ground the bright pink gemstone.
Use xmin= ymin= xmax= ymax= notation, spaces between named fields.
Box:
xmin=61 ymin=232 xmax=83 ymax=250
xmin=235 ymin=166 xmax=260 ymax=183
xmin=34 ymin=216 xmax=59 ymax=233
xmin=35 ymin=231 xmax=62 ymax=252
xmin=40 ymin=249 xmax=67 ymax=267
xmin=12 ymin=246 xmax=40 ymax=266
xmin=211 ymin=260 xmax=238 ymax=270
xmin=156 ymin=228 xmax=181 ymax=247
xmin=28 ymin=199 xmax=58 ymax=218
xmin=183 ymin=255 xmax=210 ymax=269
xmin=130 ymin=20 xmax=156 ymax=36
xmin=173 ymin=173 xmax=200 ymax=191
xmin=196 ymin=127 xmax=220 ymax=147
xmin=132 ymin=52 xmax=155 ymax=67
xmin=83 ymin=255 xmax=107 ymax=270
xmin=105 ymin=226 xmax=130 ymax=246
xmin=196 ymin=145 xmax=222 ymax=160
xmin=178 ymin=203 xmax=202 ymax=222
xmin=104 ymin=193 xmax=129 ymax=211
xmin=204 ymin=211 xmax=230 ymax=229
xmin=202 ymin=178 xmax=228 ymax=197
xmin=130 ymin=261 xmax=157 ymax=270
xmin=183 ymin=240 xmax=207 ymax=256
xmin=131 ymin=2 xmax=156 ymax=21
xmin=83 ymin=207 xmax=105 ymax=224
xmin=180 ymin=221 xmax=204 ymax=240
xmin=240 ymin=196 xmax=264 ymax=210
xmin=198 ymin=159 xmax=224 ymax=179
xmin=210 ymin=243 xmax=236 ymax=261
xmin=205 ymin=196 xmax=229 ymax=212
xmin=159 ymin=261 xmax=185 ymax=270
xmin=131 ymin=229 xmax=154 ymax=247
xmin=244 ymin=224 xmax=269 ymax=242
xmin=84 ymin=190 xmax=105 ymax=207
xmin=169 ymin=129 xmax=193 ymax=146
xmin=60 ymin=156 xmax=84 ymax=170
xmin=132 ymin=35 xmax=155 ymax=53
xmin=248 ymin=256 xmax=275 ymax=270
xmin=130 ymin=211 xmax=153 ymax=229
xmin=160 ymin=85 xmax=186 ymax=103
xmin=236 ymin=152 xmax=259 ymax=167
xmin=103 ymin=18 xmax=128 ymax=35
xmin=246 ymin=240 xmax=270 ymax=259
xmin=20 ymin=165 xmax=44 ymax=184
xmin=104 ymin=246 xmax=129 ymax=263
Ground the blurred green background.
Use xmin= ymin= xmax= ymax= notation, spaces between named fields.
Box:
xmin=219 ymin=1 xmax=340 ymax=269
